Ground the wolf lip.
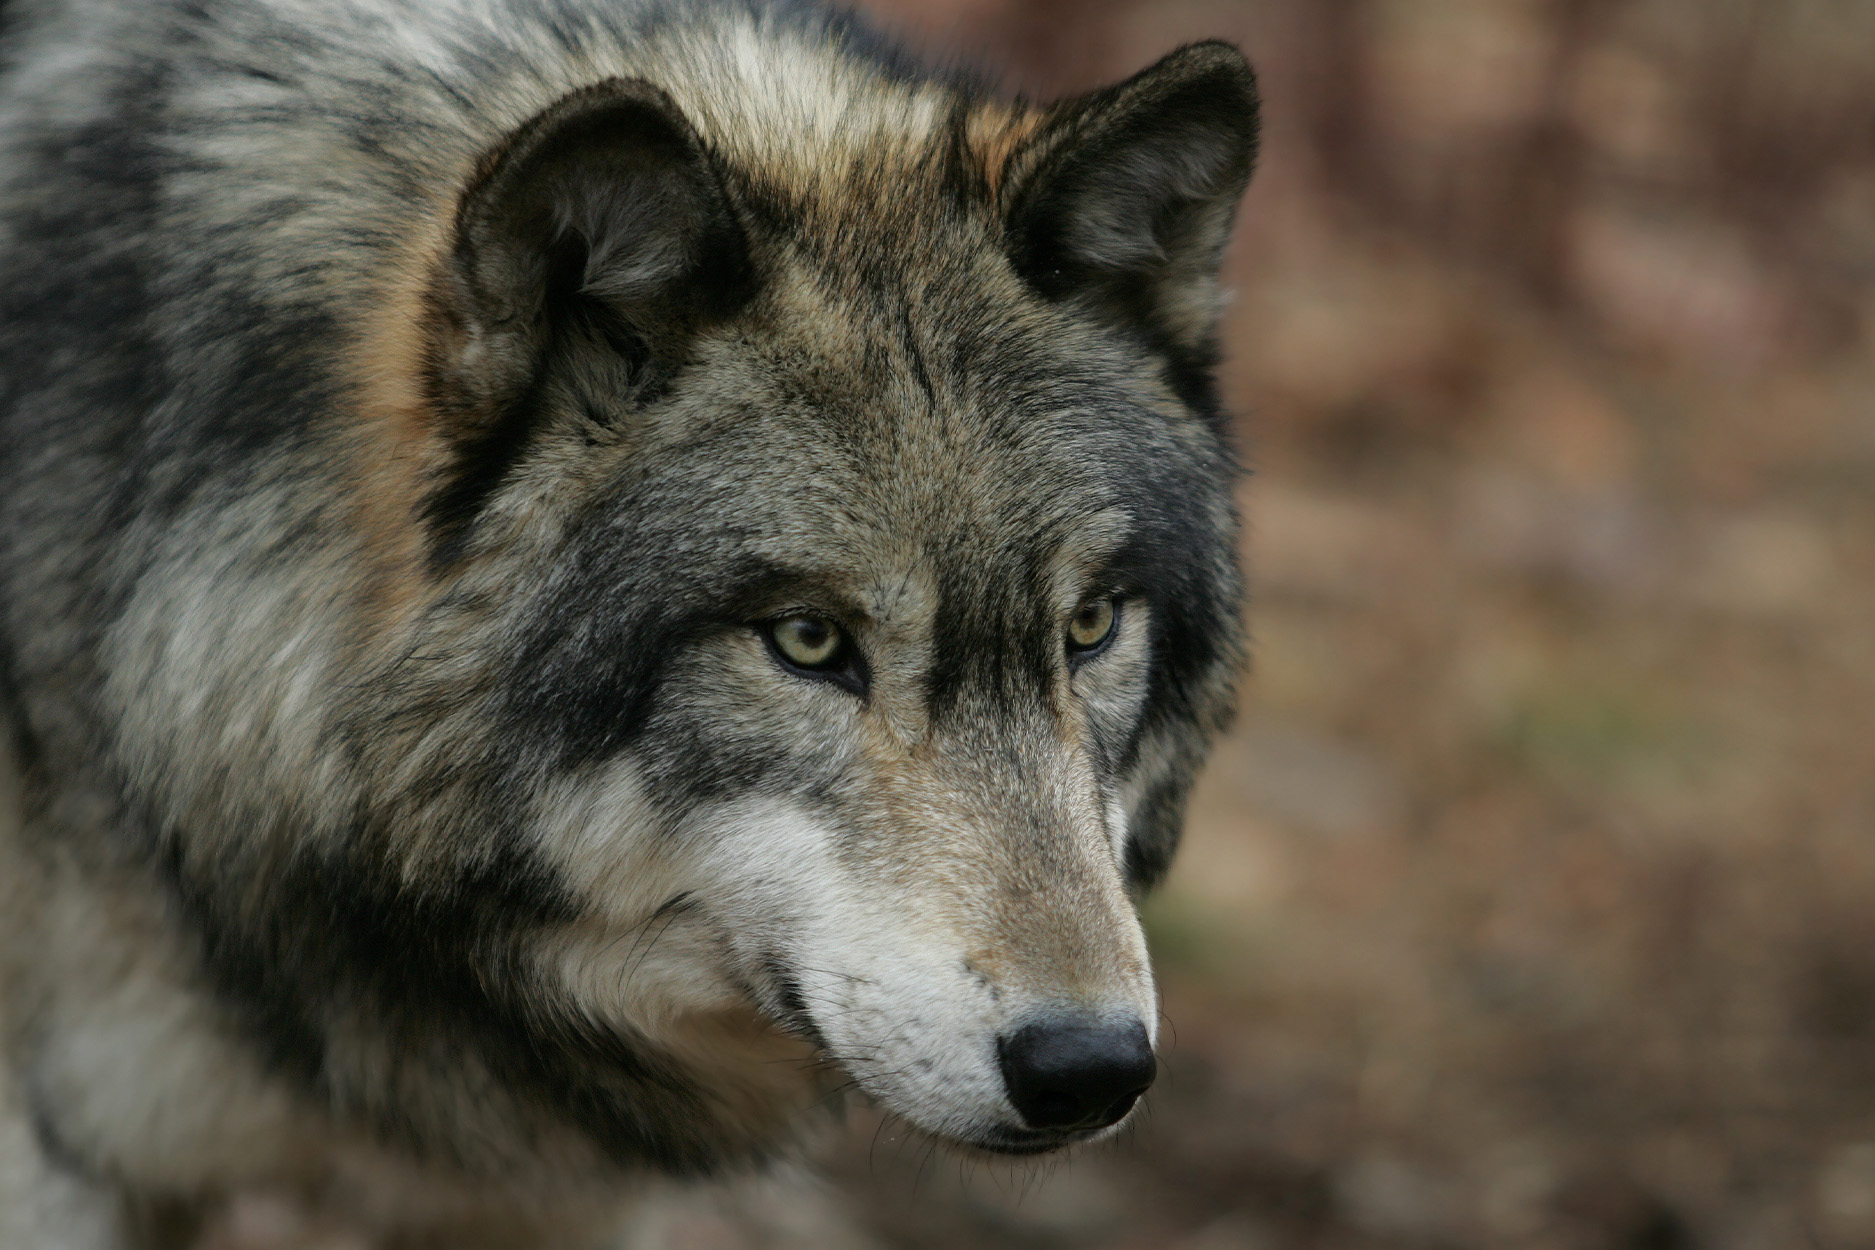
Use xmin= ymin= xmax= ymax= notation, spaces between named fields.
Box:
xmin=968 ymin=1124 xmax=1098 ymax=1156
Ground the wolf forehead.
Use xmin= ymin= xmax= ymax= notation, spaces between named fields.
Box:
xmin=552 ymin=277 xmax=1235 ymax=594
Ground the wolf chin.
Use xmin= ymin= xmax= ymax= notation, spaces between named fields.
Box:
xmin=0 ymin=0 xmax=1256 ymax=1244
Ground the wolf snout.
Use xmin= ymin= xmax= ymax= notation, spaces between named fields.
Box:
xmin=996 ymin=1013 xmax=1156 ymax=1132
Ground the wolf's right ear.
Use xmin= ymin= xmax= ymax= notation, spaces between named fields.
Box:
xmin=430 ymin=79 xmax=752 ymax=419
xmin=999 ymin=42 xmax=1257 ymax=368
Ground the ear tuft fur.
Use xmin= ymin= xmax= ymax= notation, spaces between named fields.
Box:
xmin=429 ymin=78 xmax=752 ymax=424
xmin=1003 ymin=42 xmax=1259 ymax=359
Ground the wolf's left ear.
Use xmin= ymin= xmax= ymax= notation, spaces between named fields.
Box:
xmin=432 ymin=78 xmax=752 ymax=419
xmin=1001 ymin=42 xmax=1258 ymax=363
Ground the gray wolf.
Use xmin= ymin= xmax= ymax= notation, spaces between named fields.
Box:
xmin=0 ymin=0 xmax=1256 ymax=1244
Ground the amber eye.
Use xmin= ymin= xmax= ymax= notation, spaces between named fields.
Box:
xmin=768 ymin=613 xmax=846 ymax=670
xmin=1066 ymin=597 xmax=1118 ymax=653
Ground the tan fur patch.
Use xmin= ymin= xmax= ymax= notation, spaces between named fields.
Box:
xmin=341 ymin=197 xmax=458 ymax=643
xmin=967 ymin=103 xmax=1048 ymax=201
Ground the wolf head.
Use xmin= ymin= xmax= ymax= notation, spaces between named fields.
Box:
xmin=130 ymin=23 xmax=1255 ymax=1179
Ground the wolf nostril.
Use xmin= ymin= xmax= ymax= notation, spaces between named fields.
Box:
xmin=996 ymin=1014 xmax=1155 ymax=1131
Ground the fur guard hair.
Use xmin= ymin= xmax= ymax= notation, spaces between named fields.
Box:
xmin=0 ymin=0 xmax=1257 ymax=1244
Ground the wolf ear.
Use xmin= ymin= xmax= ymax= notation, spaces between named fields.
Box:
xmin=432 ymin=78 xmax=752 ymax=417
xmin=1002 ymin=42 xmax=1258 ymax=364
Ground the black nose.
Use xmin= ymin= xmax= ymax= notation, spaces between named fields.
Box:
xmin=996 ymin=1014 xmax=1156 ymax=1131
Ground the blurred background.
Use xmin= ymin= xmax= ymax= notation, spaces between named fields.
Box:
xmin=623 ymin=1 xmax=1875 ymax=1247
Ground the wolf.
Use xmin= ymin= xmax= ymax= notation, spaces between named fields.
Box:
xmin=0 ymin=0 xmax=1256 ymax=1244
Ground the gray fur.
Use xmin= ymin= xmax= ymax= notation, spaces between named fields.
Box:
xmin=0 ymin=1 xmax=1256 ymax=1243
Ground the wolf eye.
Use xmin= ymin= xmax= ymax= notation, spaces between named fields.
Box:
xmin=763 ymin=613 xmax=867 ymax=695
xmin=1066 ymin=597 xmax=1119 ymax=654
xmin=767 ymin=614 xmax=847 ymax=671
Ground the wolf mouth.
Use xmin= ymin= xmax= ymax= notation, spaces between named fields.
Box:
xmin=962 ymin=1121 xmax=1128 ymax=1156
xmin=749 ymin=945 xmax=1155 ymax=1154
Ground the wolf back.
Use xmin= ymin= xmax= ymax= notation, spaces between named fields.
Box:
xmin=0 ymin=0 xmax=1256 ymax=1241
